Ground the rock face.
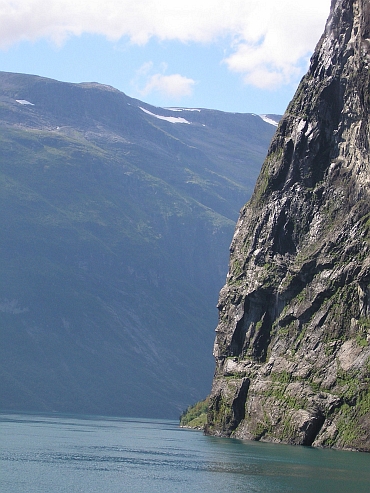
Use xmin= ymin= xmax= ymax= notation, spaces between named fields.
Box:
xmin=206 ymin=0 xmax=370 ymax=451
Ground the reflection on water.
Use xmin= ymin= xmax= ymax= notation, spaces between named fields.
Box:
xmin=1 ymin=413 xmax=369 ymax=493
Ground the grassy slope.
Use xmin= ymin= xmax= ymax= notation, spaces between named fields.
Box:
xmin=0 ymin=73 xmax=277 ymax=417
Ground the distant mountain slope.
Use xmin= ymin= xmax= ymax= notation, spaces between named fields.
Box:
xmin=0 ymin=71 xmax=277 ymax=418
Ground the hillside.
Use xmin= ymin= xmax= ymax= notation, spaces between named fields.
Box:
xmin=0 ymin=72 xmax=277 ymax=418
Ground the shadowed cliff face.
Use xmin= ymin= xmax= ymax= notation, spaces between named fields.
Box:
xmin=206 ymin=0 xmax=370 ymax=451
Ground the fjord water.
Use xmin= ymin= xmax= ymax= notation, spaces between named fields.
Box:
xmin=1 ymin=414 xmax=369 ymax=493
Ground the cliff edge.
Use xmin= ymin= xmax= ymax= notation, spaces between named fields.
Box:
xmin=205 ymin=0 xmax=370 ymax=451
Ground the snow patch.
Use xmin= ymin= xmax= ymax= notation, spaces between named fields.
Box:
xmin=166 ymin=107 xmax=201 ymax=112
xmin=140 ymin=107 xmax=191 ymax=124
xmin=260 ymin=115 xmax=278 ymax=127
xmin=16 ymin=99 xmax=34 ymax=106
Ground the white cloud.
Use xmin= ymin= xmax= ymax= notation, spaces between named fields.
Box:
xmin=133 ymin=63 xmax=196 ymax=99
xmin=141 ymin=73 xmax=196 ymax=98
xmin=222 ymin=0 xmax=331 ymax=88
xmin=0 ymin=0 xmax=331 ymax=88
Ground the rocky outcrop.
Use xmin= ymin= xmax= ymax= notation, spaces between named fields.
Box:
xmin=206 ymin=0 xmax=370 ymax=451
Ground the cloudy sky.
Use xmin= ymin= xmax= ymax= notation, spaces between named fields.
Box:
xmin=0 ymin=0 xmax=331 ymax=114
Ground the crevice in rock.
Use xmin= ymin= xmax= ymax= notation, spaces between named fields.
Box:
xmin=231 ymin=378 xmax=250 ymax=431
xmin=302 ymin=412 xmax=326 ymax=446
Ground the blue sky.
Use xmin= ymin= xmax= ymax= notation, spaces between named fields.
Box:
xmin=0 ymin=1 xmax=331 ymax=115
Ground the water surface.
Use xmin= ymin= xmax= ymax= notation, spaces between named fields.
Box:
xmin=1 ymin=413 xmax=369 ymax=492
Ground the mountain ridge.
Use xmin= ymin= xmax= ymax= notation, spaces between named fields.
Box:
xmin=0 ymin=71 xmax=277 ymax=418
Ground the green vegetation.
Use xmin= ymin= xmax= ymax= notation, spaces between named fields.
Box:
xmin=336 ymin=403 xmax=361 ymax=445
xmin=330 ymin=367 xmax=370 ymax=447
xmin=180 ymin=397 xmax=210 ymax=428
xmin=356 ymin=335 xmax=368 ymax=347
xmin=206 ymin=391 xmax=236 ymax=433
xmin=271 ymin=370 xmax=292 ymax=384
xmin=255 ymin=320 xmax=263 ymax=332
xmin=251 ymin=146 xmax=284 ymax=205
xmin=359 ymin=317 xmax=370 ymax=330
xmin=358 ymin=387 xmax=370 ymax=416
xmin=263 ymin=377 xmax=308 ymax=411
xmin=0 ymin=72 xmax=278 ymax=417
xmin=249 ymin=411 xmax=274 ymax=438
xmin=230 ymin=257 xmax=243 ymax=280
xmin=253 ymin=163 xmax=270 ymax=205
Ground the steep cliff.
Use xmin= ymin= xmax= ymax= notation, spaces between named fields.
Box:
xmin=206 ymin=0 xmax=370 ymax=451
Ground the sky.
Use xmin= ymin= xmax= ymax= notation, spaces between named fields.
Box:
xmin=0 ymin=0 xmax=331 ymax=115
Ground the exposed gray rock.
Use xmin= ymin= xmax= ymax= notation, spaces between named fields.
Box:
xmin=206 ymin=0 xmax=370 ymax=451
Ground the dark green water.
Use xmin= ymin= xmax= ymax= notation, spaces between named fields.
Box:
xmin=1 ymin=413 xmax=369 ymax=492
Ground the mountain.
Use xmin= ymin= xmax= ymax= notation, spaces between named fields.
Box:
xmin=206 ymin=0 xmax=370 ymax=451
xmin=0 ymin=71 xmax=278 ymax=418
